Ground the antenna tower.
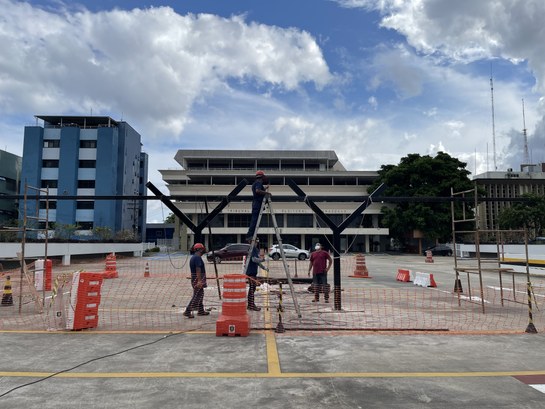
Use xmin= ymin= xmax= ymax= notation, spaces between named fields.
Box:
xmin=522 ymin=98 xmax=530 ymax=165
xmin=490 ymin=74 xmax=497 ymax=170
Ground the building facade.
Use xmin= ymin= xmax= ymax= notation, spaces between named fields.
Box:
xmin=0 ymin=149 xmax=22 ymax=224
xmin=19 ymin=115 xmax=148 ymax=239
xmin=160 ymin=150 xmax=388 ymax=252
xmin=473 ymin=163 xmax=545 ymax=231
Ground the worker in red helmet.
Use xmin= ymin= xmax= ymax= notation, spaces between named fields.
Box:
xmin=246 ymin=170 xmax=271 ymax=241
xmin=183 ymin=243 xmax=210 ymax=318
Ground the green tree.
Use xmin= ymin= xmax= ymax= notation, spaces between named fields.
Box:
xmin=497 ymin=193 xmax=545 ymax=240
xmin=370 ymin=152 xmax=474 ymax=245
xmin=165 ymin=213 xmax=175 ymax=223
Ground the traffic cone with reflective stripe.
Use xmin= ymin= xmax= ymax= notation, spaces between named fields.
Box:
xmin=144 ymin=262 xmax=150 ymax=278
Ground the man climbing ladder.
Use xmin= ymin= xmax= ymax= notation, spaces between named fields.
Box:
xmin=242 ymin=184 xmax=302 ymax=319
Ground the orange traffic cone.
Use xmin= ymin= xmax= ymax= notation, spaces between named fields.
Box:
xmin=216 ymin=274 xmax=251 ymax=336
xmin=349 ymin=254 xmax=372 ymax=278
xmin=144 ymin=262 xmax=150 ymax=278
xmin=103 ymin=253 xmax=118 ymax=279
xmin=1 ymin=276 xmax=14 ymax=307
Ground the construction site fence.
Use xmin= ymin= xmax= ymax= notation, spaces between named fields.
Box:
xmin=1 ymin=253 xmax=544 ymax=334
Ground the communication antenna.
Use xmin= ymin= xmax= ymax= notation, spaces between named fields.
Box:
xmin=490 ymin=68 xmax=497 ymax=170
xmin=522 ymin=98 xmax=530 ymax=165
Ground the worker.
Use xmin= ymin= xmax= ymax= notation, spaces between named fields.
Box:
xmin=246 ymin=170 xmax=270 ymax=241
xmin=246 ymin=237 xmax=268 ymax=311
xmin=308 ymin=243 xmax=332 ymax=303
xmin=183 ymin=243 xmax=210 ymax=318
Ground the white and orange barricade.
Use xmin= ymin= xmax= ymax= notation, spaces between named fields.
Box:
xmin=216 ymin=274 xmax=250 ymax=336
xmin=66 ymin=271 xmax=103 ymax=330
xmin=349 ymin=254 xmax=372 ymax=278
xmin=35 ymin=259 xmax=53 ymax=291
xmin=413 ymin=272 xmax=437 ymax=288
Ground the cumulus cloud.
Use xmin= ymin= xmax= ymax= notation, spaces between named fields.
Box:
xmin=337 ymin=0 xmax=545 ymax=94
xmin=0 ymin=0 xmax=332 ymax=140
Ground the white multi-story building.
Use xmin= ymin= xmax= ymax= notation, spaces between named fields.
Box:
xmin=473 ymin=163 xmax=545 ymax=231
xmin=160 ymin=150 xmax=388 ymax=252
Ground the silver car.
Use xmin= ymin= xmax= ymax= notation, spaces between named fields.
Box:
xmin=268 ymin=244 xmax=309 ymax=260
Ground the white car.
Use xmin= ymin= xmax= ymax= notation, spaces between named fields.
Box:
xmin=268 ymin=244 xmax=309 ymax=260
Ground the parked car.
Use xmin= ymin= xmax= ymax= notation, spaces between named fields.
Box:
xmin=423 ymin=244 xmax=453 ymax=256
xmin=206 ymin=243 xmax=250 ymax=263
xmin=268 ymin=244 xmax=309 ymax=260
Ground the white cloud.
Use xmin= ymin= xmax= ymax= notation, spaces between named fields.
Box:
xmin=0 ymin=0 xmax=332 ymax=142
xmin=345 ymin=0 xmax=545 ymax=94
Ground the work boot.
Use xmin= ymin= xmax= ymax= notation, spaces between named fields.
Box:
xmin=183 ymin=311 xmax=194 ymax=319
xmin=197 ymin=311 xmax=210 ymax=316
xmin=247 ymin=305 xmax=261 ymax=311
xmin=312 ymin=298 xmax=319 ymax=303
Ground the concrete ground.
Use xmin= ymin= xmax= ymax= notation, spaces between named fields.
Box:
xmin=0 ymin=331 xmax=545 ymax=408
xmin=1 ymin=253 xmax=545 ymax=408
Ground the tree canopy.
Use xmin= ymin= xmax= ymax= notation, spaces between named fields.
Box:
xmin=369 ymin=152 xmax=474 ymax=244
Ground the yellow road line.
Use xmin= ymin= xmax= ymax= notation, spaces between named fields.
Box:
xmin=265 ymin=330 xmax=281 ymax=375
xmin=2 ymin=370 xmax=545 ymax=379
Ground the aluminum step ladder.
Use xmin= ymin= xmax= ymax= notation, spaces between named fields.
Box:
xmin=242 ymin=196 xmax=302 ymax=318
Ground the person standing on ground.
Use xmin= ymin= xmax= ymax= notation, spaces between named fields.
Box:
xmin=246 ymin=238 xmax=268 ymax=311
xmin=183 ymin=243 xmax=210 ymax=318
xmin=308 ymin=243 xmax=332 ymax=303
xmin=246 ymin=170 xmax=270 ymax=241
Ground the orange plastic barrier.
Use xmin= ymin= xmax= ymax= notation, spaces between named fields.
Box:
xmin=349 ymin=254 xmax=372 ymax=278
xmin=66 ymin=272 xmax=103 ymax=330
xmin=216 ymin=274 xmax=250 ymax=336
xmin=396 ymin=268 xmax=411 ymax=282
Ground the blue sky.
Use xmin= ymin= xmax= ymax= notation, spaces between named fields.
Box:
xmin=1 ymin=0 xmax=544 ymax=222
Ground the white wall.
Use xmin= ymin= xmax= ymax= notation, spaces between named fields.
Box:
xmin=0 ymin=242 xmax=145 ymax=265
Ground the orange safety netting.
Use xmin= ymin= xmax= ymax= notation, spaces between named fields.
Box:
xmin=1 ymin=254 xmax=543 ymax=333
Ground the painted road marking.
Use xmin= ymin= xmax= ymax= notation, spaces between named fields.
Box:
xmin=2 ymin=370 xmax=545 ymax=379
xmin=513 ymin=375 xmax=545 ymax=394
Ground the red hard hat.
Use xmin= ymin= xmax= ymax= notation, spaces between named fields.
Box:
xmin=256 ymin=170 xmax=265 ymax=177
xmin=193 ymin=243 xmax=206 ymax=252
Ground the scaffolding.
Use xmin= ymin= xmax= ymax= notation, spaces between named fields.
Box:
xmin=0 ymin=183 xmax=51 ymax=313
xmin=450 ymin=185 xmax=538 ymax=333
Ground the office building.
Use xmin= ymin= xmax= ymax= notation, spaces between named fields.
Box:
xmin=473 ymin=163 xmax=545 ymax=231
xmin=0 ymin=149 xmax=22 ymax=224
xmin=19 ymin=115 xmax=148 ymax=239
xmin=160 ymin=150 xmax=388 ymax=252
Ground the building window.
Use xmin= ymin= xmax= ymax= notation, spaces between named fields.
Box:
xmin=43 ymin=140 xmax=60 ymax=148
xmin=78 ymin=180 xmax=95 ymax=188
xmin=41 ymin=180 xmax=58 ymax=188
xmin=227 ymin=214 xmax=252 ymax=228
xmin=42 ymin=160 xmax=59 ymax=168
xmin=76 ymin=201 xmax=94 ymax=209
xmin=79 ymin=160 xmax=96 ymax=168
xmin=198 ymin=214 xmax=224 ymax=228
xmin=287 ymin=214 xmax=313 ymax=228
xmin=39 ymin=201 xmax=57 ymax=209
xmin=77 ymin=222 xmax=94 ymax=230
xmin=79 ymin=140 xmax=97 ymax=148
